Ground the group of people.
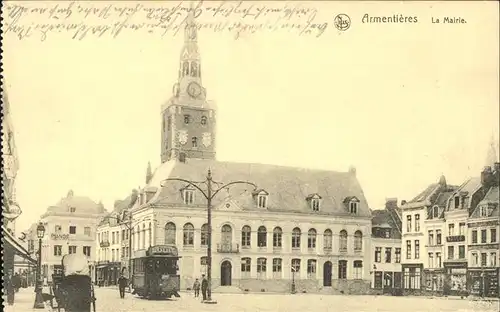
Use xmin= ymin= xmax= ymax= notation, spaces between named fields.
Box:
xmin=192 ymin=274 xmax=209 ymax=301
xmin=4 ymin=271 xmax=22 ymax=305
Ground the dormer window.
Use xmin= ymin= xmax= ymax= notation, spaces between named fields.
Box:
xmin=454 ymin=196 xmax=460 ymax=208
xmin=183 ymin=189 xmax=194 ymax=205
xmin=252 ymin=189 xmax=269 ymax=208
xmin=349 ymin=202 xmax=358 ymax=214
xmin=311 ymin=198 xmax=320 ymax=211
xmin=432 ymin=206 xmax=439 ymax=219
xmin=184 ymin=114 xmax=191 ymax=124
xmin=258 ymin=195 xmax=267 ymax=208
xmin=70 ymin=207 xmax=76 ymax=213
xmin=201 ymin=116 xmax=207 ymax=125
xmin=479 ymin=206 xmax=488 ymax=217
xmin=307 ymin=194 xmax=322 ymax=212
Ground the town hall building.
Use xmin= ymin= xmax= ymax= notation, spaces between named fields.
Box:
xmin=109 ymin=9 xmax=373 ymax=294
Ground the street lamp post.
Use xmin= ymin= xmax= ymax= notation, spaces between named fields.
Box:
xmin=291 ymin=267 xmax=296 ymax=294
xmin=161 ymin=169 xmax=257 ymax=304
xmin=33 ymin=222 xmax=46 ymax=309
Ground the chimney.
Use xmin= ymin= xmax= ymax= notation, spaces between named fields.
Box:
xmin=481 ymin=166 xmax=493 ymax=187
xmin=385 ymin=198 xmax=398 ymax=210
xmin=401 ymin=200 xmax=407 ymax=206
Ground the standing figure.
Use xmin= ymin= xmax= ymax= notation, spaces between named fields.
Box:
xmin=201 ymin=274 xmax=208 ymax=301
xmin=117 ymin=274 xmax=128 ymax=299
xmin=192 ymin=278 xmax=200 ymax=298
xmin=5 ymin=271 xmax=15 ymax=305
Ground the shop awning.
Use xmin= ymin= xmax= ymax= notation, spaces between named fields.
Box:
xmin=2 ymin=226 xmax=37 ymax=264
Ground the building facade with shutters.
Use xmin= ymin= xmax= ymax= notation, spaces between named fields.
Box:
xmin=467 ymin=164 xmax=499 ymax=298
xmin=400 ymin=176 xmax=458 ymax=295
xmin=26 ymin=190 xmax=107 ymax=283
xmin=370 ymin=198 xmax=402 ymax=294
xmin=109 ymin=10 xmax=373 ymax=294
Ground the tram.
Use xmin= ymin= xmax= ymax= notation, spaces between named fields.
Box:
xmin=131 ymin=244 xmax=181 ymax=299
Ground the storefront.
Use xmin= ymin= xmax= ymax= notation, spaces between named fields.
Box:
xmin=402 ymin=264 xmax=423 ymax=295
xmin=443 ymin=262 xmax=468 ymax=296
xmin=424 ymin=269 xmax=445 ymax=294
xmin=468 ymin=268 xmax=499 ymax=298
xmin=96 ymin=261 xmax=121 ymax=286
xmin=373 ymin=271 xmax=402 ymax=294
xmin=2 ymin=226 xmax=37 ymax=276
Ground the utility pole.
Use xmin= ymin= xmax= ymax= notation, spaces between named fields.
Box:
xmin=162 ymin=168 xmax=257 ymax=304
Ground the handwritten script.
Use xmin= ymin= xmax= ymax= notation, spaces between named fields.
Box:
xmin=3 ymin=1 xmax=329 ymax=41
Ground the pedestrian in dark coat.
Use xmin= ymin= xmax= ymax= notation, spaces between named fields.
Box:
xmin=118 ymin=274 xmax=128 ymax=299
xmin=193 ymin=278 xmax=200 ymax=297
xmin=201 ymin=275 xmax=208 ymax=301
xmin=5 ymin=272 xmax=15 ymax=305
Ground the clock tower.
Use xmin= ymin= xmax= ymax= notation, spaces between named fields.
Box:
xmin=161 ymin=5 xmax=216 ymax=163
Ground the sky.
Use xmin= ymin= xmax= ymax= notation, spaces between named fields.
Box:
xmin=2 ymin=1 xmax=499 ymax=234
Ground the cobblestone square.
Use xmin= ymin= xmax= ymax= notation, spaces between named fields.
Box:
xmin=3 ymin=288 xmax=499 ymax=312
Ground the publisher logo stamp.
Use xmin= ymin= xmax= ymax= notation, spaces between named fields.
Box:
xmin=334 ymin=14 xmax=351 ymax=31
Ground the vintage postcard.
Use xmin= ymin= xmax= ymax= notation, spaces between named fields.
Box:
xmin=1 ymin=1 xmax=499 ymax=312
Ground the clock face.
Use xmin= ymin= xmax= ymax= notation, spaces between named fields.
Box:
xmin=187 ymin=82 xmax=202 ymax=98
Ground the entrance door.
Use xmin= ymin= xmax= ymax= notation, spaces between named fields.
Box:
xmin=323 ymin=261 xmax=332 ymax=286
xmin=221 ymin=261 xmax=232 ymax=286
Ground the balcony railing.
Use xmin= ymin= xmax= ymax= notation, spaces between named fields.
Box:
xmin=446 ymin=235 xmax=465 ymax=243
xmin=217 ymin=243 xmax=239 ymax=253
xmin=100 ymin=240 xmax=110 ymax=247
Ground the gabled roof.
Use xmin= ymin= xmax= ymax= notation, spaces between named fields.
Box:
xmin=409 ymin=184 xmax=439 ymax=203
xmin=139 ymin=159 xmax=371 ymax=217
xmin=371 ymin=209 xmax=402 ymax=239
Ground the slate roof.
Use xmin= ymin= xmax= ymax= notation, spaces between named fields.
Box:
xmin=45 ymin=190 xmax=105 ymax=215
xmin=139 ymin=159 xmax=371 ymax=217
xmin=371 ymin=209 xmax=402 ymax=239
xmin=470 ymin=186 xmax=499 ymax=218
xmin=409 ymin=184 xmax=439 ymax=203
xmin=446 ymin=177 xmax=482 ymax=211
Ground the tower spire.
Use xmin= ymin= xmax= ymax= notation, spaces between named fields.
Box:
xmin=485 ymin=132 xmax=498 ymax=167
xmin=146 ymin=161 xmax=153 ymax=184
xmin=171 ymin=0 xmax=206 ymax=107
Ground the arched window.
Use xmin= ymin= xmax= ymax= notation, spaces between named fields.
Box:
xmin=241 ymin=226 xmax=251 ymax=248
xmin=221 ymin=224 xmax=232 ymax=246
xmin=201 ymin=224 xmax=208 ymax=246
xmin=184 ymin=114 xmax=191 ymax=124
xmin=192 ymin=137 xmax=198 ymax=148
xmin=307 ymin=229 xmax=317 ymax=249
xmin=354 ymin=231 xmax=363 ymax=251
xmin=257 ymin=226 xmax=267 ymax=247
xmin=273 ymin=227 xmax=282 ymax=248
xmin=165 ymin=222 xmax=176 ymax=245
xmin=182 ymin=61 xmax=189 ymax=76
xmin=323 ymin=229 xmax=333 ymax=250
xmin=339 ymin=230 xmax=348 ymax=251
xmin=201 ymin=116 xmax=207 ymax=125
xmin=183 ymin=223 xmax=195 ymax=246
xmin=292 ymin=228 xmax=301 ymax=249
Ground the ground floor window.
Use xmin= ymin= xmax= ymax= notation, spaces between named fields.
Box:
xmin=353 ymin=260 xmax=363 ymax=279
xmin=403 ymin=267 xmax=421 ymax=289
xmin=338 ymin=260 xmax=347 ymax=279
xmin=425 ymin=272 xmax=444 ymax=291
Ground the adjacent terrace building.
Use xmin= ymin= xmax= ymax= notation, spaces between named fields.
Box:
xmin=370 ymin=198 xmax=402 ymax=294
xmin=400 ymin=175 xmax=458 ymax=295
xmin=467 ymin=163 xmax=499 ymax=298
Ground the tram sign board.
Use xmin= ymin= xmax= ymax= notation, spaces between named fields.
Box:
xmin=149 ymin=245 xmax=178 ymax=256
